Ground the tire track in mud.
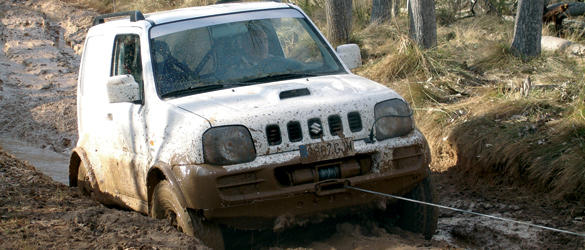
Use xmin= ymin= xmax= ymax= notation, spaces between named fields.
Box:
xmin=434 ymin=171 xmax=585 ymax=249
xmin=0 ymin=0 xmax=83 ymax=153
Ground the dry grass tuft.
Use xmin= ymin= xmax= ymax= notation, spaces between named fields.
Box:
xmin=362 ymin=35 xmax=443 ymax=83
xmin=469 ymin=42 xmax=517 ymax=73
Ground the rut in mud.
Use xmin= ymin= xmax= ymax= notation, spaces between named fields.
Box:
xmin=0 ymin=0 xmax=83 ymax=153
xmin=0 ymin=0 xmax=584 ymax=249
xmin=0 ymin=147 xmax=203 ymax=249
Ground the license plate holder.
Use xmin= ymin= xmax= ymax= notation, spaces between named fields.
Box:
xmin=299 ymin=138 xmax=355 ymax=164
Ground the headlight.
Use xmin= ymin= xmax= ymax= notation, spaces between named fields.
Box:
xmin=374 ymin=99 xmax=414 ymax=141
xmin=202 ymin=126 xmax=256 ymax=165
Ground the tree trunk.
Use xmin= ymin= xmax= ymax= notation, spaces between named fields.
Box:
xmin=325 ymin=0 xmax=353 ymax=46
xmin=511 ymin=0 xmax=544 ymax=60
xmin=391 ymin=0 xmax=400 ymax=18
xmin=408 ymin=0 xmax=437 ymax=49
xmin=371 ymin=0 xmax=391 ymax=23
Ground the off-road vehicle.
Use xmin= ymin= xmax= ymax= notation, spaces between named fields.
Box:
xmin=69 ymin=1 xmax=438 ymax=248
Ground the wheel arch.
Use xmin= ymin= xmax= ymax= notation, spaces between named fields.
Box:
xmin=68 ymin=147 xmax=89 ymax=187
xmin=147 ymin=164 xmax=189 ymax=214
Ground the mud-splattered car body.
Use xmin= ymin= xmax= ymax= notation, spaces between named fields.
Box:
xmin=69 ymin=1 xmax=434 ymax=242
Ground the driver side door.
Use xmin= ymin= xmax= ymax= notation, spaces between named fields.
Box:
xmin=104 ymin=31 xmax=149 ymax=211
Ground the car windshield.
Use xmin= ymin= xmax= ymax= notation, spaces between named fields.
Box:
xmin=150 ymin=8 xmax=345 ymax=98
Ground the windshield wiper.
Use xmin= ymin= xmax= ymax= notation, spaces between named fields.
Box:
xmin=243 ymin=73 xmax=320 ymax=83
xmin=161 ymin=82 xmax=252 ymax=98
xmin=161 ymin=84 xmax=225 ymax=98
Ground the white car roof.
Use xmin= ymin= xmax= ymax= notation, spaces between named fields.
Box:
xmin=145 ymin=2 xmax=292 ymax=25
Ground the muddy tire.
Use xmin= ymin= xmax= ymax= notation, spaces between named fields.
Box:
xmin=151 ymin=180 xmax=225 ymax=249
xmin=77 ymin=161 xmax=91 ymax=196
xmin=396 ymin=176 xmax=438 ymax=240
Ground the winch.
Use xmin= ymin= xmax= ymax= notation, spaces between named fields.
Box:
xmin=287 ymin=159 xmax=361 ymax=185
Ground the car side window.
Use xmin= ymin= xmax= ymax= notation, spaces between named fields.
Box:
xmin=111 ymin=34 xmax=143 ymax=85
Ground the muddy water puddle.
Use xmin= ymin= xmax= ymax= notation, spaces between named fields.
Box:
xmin=0 ymin=136 xmax=69 ymax=184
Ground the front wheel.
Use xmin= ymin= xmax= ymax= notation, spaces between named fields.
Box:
xmin=150 ymin=180 xmax=225 ymax=249
xmin=395 ymin=176 xmax=438 ymax=240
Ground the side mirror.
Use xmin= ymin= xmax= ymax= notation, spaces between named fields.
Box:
xmin=336 ymin=44 xmax=362 ymax=70
xmin=106 ymin=75 xmax=140 ymax=103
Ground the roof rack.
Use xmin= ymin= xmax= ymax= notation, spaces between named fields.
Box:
xmin=93 ymin=10 xmax=145 ymax=26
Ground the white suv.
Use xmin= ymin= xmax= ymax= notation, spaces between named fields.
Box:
xmin=69 ymin=2 xmax=437 ymax=248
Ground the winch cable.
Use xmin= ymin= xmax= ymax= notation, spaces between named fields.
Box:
xmin=345 ymin=185 xmax=585 ymax=238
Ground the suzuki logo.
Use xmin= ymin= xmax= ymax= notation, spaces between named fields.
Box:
xmin=310 ymin=122 xmax=322 ymax=134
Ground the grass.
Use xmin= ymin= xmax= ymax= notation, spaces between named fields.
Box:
xmin=353 ymin=7 xmax=585 ymax=202
xmin=446 ymin=99 xmax=585 ymax=200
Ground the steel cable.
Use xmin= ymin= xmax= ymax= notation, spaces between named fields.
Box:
xmin=345 ymin=185 xmax=585 ymax=238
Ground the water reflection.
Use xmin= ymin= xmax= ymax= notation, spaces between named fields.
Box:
xmin=0 ymin=137 xmax=69 ymax=184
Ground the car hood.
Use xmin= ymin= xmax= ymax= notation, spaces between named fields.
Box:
xmin=166 ymin=74 xmax=403 ymax=155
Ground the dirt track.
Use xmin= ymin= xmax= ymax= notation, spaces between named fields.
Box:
xmin=0 ymin=0 xmax=584 ymax=249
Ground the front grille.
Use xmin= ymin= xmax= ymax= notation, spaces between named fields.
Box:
xmin=287 ymin=121 xmax=303 ymax=142
xmin=328 ymin=115 xmax=343 ymax=136
xmin=266 ymin=124 xmax=281 ymax=146
xmin=266 ymin=112 xmax=364 ymax=145
xmin=348 ymin=112 xmax=363 ymax=132
xmin=308 ymin=118 xmax=323 ymax=139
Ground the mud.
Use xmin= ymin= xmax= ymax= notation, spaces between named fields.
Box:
xmin=0 ymin=0 xmax=80 ymax=154
xmin=0 ymin=0 xmax=584 ymax=249
xmin=0 ymin=147 xmax=204 ymax=249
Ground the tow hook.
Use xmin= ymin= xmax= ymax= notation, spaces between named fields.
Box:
xmin=314 ymin=179 xmax=350 ymax=196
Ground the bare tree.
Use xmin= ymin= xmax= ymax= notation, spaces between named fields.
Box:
xmin=325 ymin=0 xmax=353 ymax=46
xmin=408 ymin=0 xmax=437 ymax=49
xmin=391 ymin=0 xmax=400 ymax=18
xmin=510 ymin=0 xmax=544 ymax=60
xmin=372 ymin=0 xmax=391 ymax=23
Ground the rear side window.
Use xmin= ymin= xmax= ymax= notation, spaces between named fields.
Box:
xmin=111 ymin=34 xmax=143 ymax=85
xmin=80 ymin=35 xmax=107 ymax=96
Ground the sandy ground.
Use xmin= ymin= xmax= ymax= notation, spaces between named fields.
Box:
xmin=0 ymin=0 xmax=584 ymax=249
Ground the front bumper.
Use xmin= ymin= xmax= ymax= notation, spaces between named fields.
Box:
xmin=172 ymin=130 xmax=430 ymax=229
